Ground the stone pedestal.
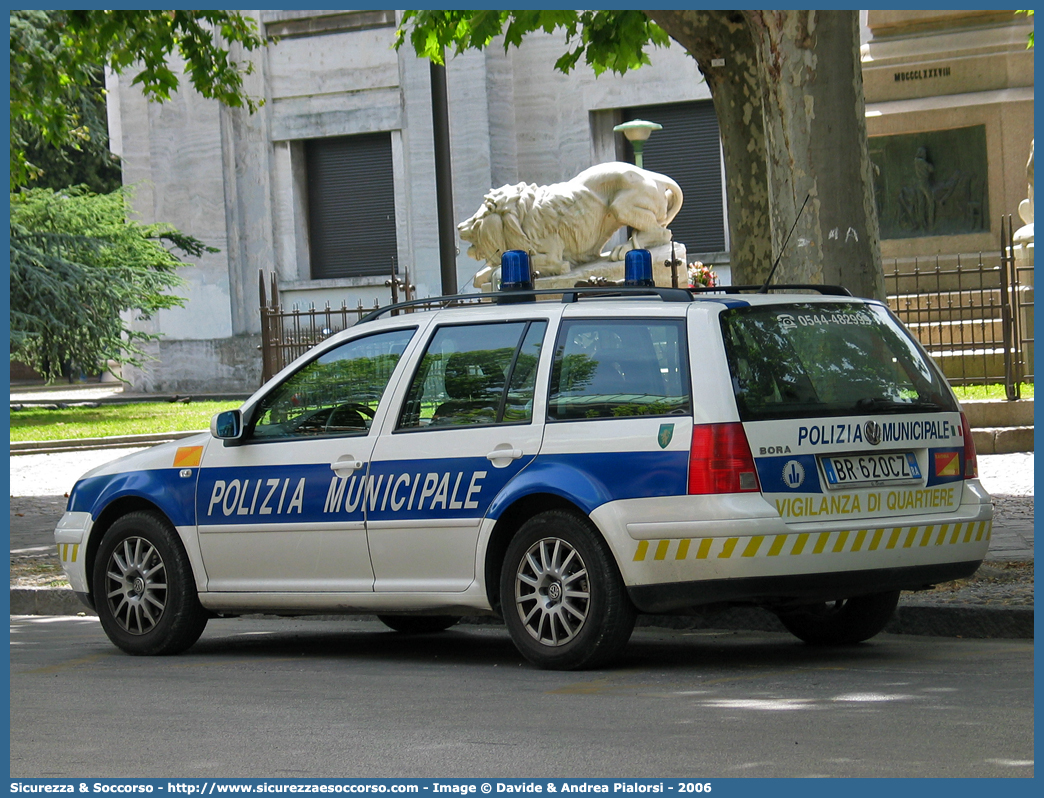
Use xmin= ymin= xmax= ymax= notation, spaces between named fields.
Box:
xmin=534 ymin=242 xmax=688 ymax=289
xmin=474 ymin=242 xmax=696 ymax=292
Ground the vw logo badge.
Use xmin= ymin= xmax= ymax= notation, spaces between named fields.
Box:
xmin=782 ymin=460 xmax=805 ymax=489
xmin=864 ymin=420 xmax=882 ymax=446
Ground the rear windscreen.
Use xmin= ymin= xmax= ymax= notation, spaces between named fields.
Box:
xmin=720 ymin=303 xmax=958 ymax=421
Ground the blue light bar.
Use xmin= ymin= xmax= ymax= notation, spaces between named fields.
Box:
xmin=624 ymin=249 xmax=654 ymax=287
xmin=497 ymin=250 xmax=535 ymax=303
xmin=501 ymin=250 xmax=533 ymax=291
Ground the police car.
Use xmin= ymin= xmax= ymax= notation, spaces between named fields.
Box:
xmin=55 ymin=250 xmax=992 ymax=670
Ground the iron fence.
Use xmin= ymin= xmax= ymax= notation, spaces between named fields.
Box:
xmin=884 ymin=216 xmax=1032 ymax=399
xmin=259 ymin=271 xmax=379 ymax=383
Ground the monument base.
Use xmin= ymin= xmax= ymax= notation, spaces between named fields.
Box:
xmin=474 ymin=243 xmax=690 ymax=292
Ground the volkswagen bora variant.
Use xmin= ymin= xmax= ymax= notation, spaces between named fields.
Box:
xmin=55 ymin=258 xmax=992 ymax=669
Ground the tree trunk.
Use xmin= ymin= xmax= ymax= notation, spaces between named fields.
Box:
xmin=745 ymin=10 xmax=884 ymax=299
xmin=649 ymin=9 xmax=884 ymax=298
xmin=646 ymin=10 xmax=771 ymax=284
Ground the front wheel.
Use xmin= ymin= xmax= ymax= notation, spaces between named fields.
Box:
xmin=93 ymin=511 xmax=208 ymax=656
xmin=500 ymin=510 xmax=636 ymax=670
xmin=775 ymin=590 xmax=900 ymax=645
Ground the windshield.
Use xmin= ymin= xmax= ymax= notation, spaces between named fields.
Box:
xmin=720 ymin=302 xmax=957 ymax=421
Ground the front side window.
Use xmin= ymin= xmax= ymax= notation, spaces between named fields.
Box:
xmin=250 ymin=328 xmax=416 ymax=440
xmin=548 ymin=319 xmax=691 ymax=420
xmin=721 ymin=303 xmax=957 ymax=421
xmin=398 ymin=321 xmax=547 ymax=429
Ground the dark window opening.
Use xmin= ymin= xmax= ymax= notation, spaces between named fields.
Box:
xmin=622 ymin=101 xmax=726 ymax=253
xmin=306 ymin=132 xmax=398 ymax=279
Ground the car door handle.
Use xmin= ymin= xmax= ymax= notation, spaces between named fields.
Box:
xmin=486 ymin=447 xmax=523 ymax=462
xmin=331 ymin=456 xmax=366 ymax=477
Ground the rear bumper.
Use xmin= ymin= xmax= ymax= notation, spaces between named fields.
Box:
xmin=628 ymin=559 xmax=982 ymax=613
xmin=592 ymin=485 xmax=993 ymax=611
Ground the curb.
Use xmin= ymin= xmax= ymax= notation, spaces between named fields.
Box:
xmin=10 ymin=587 xmax=1033 ymax=639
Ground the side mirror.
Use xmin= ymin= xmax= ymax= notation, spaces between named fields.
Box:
xmin=211 ymin=409 xmax=243 ymax=440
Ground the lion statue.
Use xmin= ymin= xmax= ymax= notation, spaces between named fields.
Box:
xmin=458 ymin=162 xmax=683 ymax=280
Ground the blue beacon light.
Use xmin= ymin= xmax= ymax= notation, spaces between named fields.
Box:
xmin=624 ymin=248 xmax=655 ymax=287
xmin=499 ymin=250 xmax=535 ymax=303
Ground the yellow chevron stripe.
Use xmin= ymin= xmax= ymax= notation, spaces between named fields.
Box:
xmin=869 ymin=529 xmax=884 ymax=551
xmin=632 ymin=518 xmax=991 ymax=566
xmin=633 ymin=541 xmax=649 ymax=562
xmin=813 ymin=532 xmax=830 ymax=554
xmin=742 ymin=536 xmax=764 ymax=557
xmin=675 ymin=539 xmax=690 ymax=560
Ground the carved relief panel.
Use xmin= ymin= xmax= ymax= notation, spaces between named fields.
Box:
xmin=869 ymin=126 xmax=989 ymax=239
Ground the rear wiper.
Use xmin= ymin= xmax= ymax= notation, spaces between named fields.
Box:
xmin=855 ymin=397 xmax=940 ymax=413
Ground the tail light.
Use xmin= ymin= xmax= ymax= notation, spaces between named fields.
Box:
xmin=689 ymin=422 xmax=761 ymax=495
xmin=960 ymin=412 xmax=978 ymax=479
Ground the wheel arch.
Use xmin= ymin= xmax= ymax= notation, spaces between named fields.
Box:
xmin=482 ymin=492 xmax=597 ymax=614
xmin=85 ymin=497 xmax=179 ymax=607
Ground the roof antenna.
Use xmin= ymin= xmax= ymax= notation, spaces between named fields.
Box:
xmin=758 ymin=193 xmax=811 ymax=293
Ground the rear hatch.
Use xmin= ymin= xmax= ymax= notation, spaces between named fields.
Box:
xmin=718 ymin=300 xmax=972 ymax=524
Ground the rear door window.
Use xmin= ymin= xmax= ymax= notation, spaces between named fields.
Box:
xmin=548 ymin=319 xmax=691 ymax=420
xmin=720 ymin=303 xmax=957 ymax=421
xmin=397 ymin=320 xmax=547 ymax=429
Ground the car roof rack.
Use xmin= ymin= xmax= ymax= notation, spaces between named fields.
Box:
xmin=357 ymin=283 xmax=854 ymax=324
xmin=357 ymin=286 xmax=694 ymax=323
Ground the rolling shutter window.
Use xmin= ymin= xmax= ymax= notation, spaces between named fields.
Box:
xmin=623 ymin=101 xmax=726 ymax=253
xmin=306 ymin=133 xmax=398 ymax=279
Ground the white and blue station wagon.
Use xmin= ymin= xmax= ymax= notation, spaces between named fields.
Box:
xmin=55 ymin=252 xmax=993 ymax=669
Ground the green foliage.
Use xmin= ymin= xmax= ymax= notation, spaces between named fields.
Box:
xmin=1017 ymin=11 xmax=1034 ymax=48
xmin=10 ymin=186 xmax=217 ymax=381
xmin=396 ymin=10 xmax=668 ymax=76
xmin=10 ymin=9 xmax=264 ymax=189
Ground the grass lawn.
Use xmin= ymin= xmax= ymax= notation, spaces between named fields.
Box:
xmin=9 ymin=382 xmax=1034 ymax=443
xmin=10 ymin=401 xmax=242 ymax=442
xmin=952 ymin=383 xmax=1034 ymax=401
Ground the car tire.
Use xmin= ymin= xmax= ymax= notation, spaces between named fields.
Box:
xmin=377 ymin=615 xmax=460 ymax=634
xmin=500 ymin=510 xmax=636 ymax=670
xmin=775 ymin=590 xmax=901 ymax=645
xmin=92 ymin=510 xmax=208 ymax=656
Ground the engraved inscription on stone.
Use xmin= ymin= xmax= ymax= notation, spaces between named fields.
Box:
xmin=869 ymin=126 xmax=989 ymax=240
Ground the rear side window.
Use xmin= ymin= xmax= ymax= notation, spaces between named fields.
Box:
xmin=548 ymin=319 xmax=691 ymax=420
xmin=721 ymin=303 xmax=958 ymax=421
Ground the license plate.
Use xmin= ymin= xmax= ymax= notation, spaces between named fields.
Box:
xmin=821 ymin=452 xmax=921 ymax=488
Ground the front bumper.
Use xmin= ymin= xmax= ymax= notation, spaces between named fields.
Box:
xmin=54 ymin=511 xmax=93 ymax=595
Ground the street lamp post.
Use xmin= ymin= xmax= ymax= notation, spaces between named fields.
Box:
xmin=613 ymin=119 xmax=662 ymax=169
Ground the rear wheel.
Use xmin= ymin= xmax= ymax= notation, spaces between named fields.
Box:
xmin=501 ymin=510 xmax=635 ymax=670
xmin=93 ymin=511 xmax=208 ymax=656
xmin=377 ymin=615 xmax=460 ymax=634
xmin=776 ymin=590 xmax=900 ymax=645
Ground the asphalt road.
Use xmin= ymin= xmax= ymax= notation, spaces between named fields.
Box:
xmin=10 ymin=616 xmax=1034 ymax=779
